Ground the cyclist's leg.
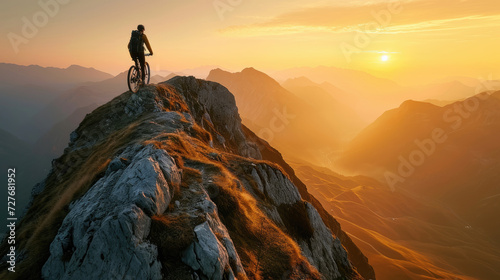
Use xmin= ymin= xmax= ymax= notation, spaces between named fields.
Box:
xmin=138 ymin=52 xmax=146 ymax=82
xmin=129 ymin=51 xmax=140 ymax=71
xmin=130 ymin=51 xmax=136 ymax=64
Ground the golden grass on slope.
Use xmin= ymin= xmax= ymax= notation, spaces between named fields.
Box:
xmin=337 ymin=217 xmax=472 ymax=280
xmin=213 ymin=176 xmax=321 ymax=280
xmin=153 ymin=84 xmax=190 ymax=112
xmin=293 ymin=162 xmax=500 ymax=280
xmin=149 ymin=213 xmax=206 ymax=279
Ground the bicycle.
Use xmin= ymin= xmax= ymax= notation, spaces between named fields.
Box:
xmin=127 ymin=53 xmax=152 ymax=93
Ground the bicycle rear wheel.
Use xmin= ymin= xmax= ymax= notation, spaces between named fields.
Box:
xmin=144 ymin=62 xmax=150 ymax=85
xmin=127 ymin=65 xmax=140 ymax=93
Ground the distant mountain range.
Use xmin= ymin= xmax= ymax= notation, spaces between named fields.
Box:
xmin=271 ymin=66 xmax=494 ymax=122
xmin=0 ymin=63 xmax=113 ymax=140
xmin=207 ymin=67 xmax=366 ymax=167
xmin=0 ymin=63 xmax=113 ymax=87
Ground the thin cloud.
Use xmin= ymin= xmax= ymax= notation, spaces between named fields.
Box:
xmin=380 ymin=15 xmax=500 ymax=34
xmin=219 ymin=0 xmax=500 ymax=36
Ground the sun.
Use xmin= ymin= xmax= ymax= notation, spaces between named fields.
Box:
xmin=381 ymin=54 xmax=389 ymax=62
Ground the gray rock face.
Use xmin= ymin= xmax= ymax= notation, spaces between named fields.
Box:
xmin=18 ymin=77 xmax=367 ymax=280
xmin=250 ymin=163 xmax=302 ymax=205
xmin=167 ymin=163 xmax=246 ymax=280
xmin=165 ymin=76 xmax=261 ymax=159
xmin=182 ymin=222 xmax=230 ymax=280
xmin=299 ymin=202 xmax=350 ymax=279
xmin=42 ymin=145 xmax=181 ymax=280
xmin=239 ymin=162 xmax=353 ymax=280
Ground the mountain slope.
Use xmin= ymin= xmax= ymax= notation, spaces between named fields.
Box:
xmin=339 ymin=92 xmax=500 ymax=240
xmin=241 ymin=126 xmax=375 ymax=279
xmin=291 ymin=161 xmax=500 ymax=280
xmin=0 ymin=77 xmax=372 ymax=279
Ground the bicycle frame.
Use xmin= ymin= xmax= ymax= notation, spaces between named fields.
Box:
xmin=127 ymin=53 xmax=152 ymax=93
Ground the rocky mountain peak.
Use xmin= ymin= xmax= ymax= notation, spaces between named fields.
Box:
xmin=0 ymin=76 xmax=373 ymax=280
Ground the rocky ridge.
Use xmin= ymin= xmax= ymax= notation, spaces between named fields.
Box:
xmin=1 ymin=77 xmax=373 ymax=279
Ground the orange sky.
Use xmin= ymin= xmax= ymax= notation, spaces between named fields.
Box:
xmin=1 ymin=0 xmax=499 ymax=84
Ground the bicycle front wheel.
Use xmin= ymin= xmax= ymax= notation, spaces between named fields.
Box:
xmin=127 ymin=65 xmax=140 ymax=93
xmin=144 ymin=62 xmax=150 ymax=85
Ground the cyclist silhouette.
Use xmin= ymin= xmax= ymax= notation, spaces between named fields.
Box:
xmin=128 ymin=24 xmax=153 ymax=85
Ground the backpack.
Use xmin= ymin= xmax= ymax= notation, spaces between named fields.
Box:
xmin=128 ymin=30 xmax=143 ymax=53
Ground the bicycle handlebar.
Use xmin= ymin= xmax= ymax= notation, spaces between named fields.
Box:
xmin=145 ymin=53 xmax=152 ymax=57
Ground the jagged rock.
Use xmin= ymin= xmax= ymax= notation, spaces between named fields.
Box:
xmin=42 ymin=145 xmax=181 ymax=280
xmin=254 ymin=164 xmax=301 ymax=205
xmin=298 ymin=202 xmax=350 ymax=279
xmin=181 ymin=222 xmax=231 ymax=280
xmin=165 ymin=77 xmax=261 ymax=159
xmin=236 ymin=161 xmax=353 ymax=280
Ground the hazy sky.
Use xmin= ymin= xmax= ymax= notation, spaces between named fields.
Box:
xmin=1 ymin=0 xmax=499 ymax=84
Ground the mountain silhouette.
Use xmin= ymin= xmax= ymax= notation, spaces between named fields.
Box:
xmin=271 ymin=66 xmax=492 ymax=123
xmin=0 ymin=63 xmax=113 ymax=141
xmin=272 ymin=66 xmax=402 ymax=97
xmin=0 ymin=63 xmax=113 ymax=88
xmin=0 ymin=77 xmax=374 ymax=280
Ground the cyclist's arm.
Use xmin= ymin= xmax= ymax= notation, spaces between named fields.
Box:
xmin=142 ymin=34 xmax=153 ymax=54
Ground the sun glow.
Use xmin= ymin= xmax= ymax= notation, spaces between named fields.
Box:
xmin=381 ymin=55 xmax=390 ymax=62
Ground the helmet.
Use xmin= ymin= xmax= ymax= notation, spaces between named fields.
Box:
xmin=137 ymin=24 xmax=145 ymax=31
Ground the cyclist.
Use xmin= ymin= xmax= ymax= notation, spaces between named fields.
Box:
xmin=128 ymin=24 xmax=153 ymax=85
